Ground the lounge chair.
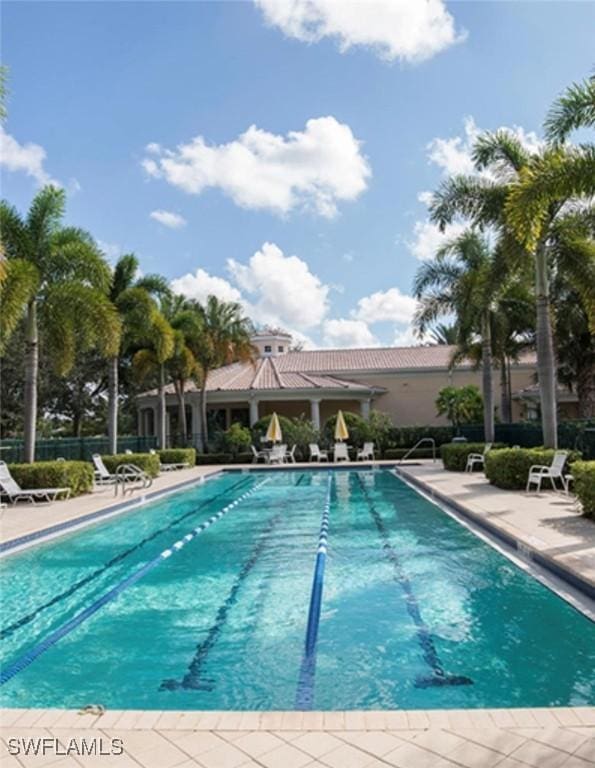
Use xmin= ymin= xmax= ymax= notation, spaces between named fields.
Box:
xmin=0 ymin=461 xmax=70 ymax=504
xmin=357 ymin=442 xmax=375 ymax=461
xmin=334 ymin=443 xmax=349 ymax=462
xmin=268 ymin=444 xmax=286 ymax=464
xmin=92 ymin=453 xmax=150 ymax=488
xmin=309 ymin=443 xmax=328 ymax=462
xmin=251 ymin=445 xmax=268 ymax=464
xmin=285 ymin=445 xmax=297 ymax=463
xmin=465 ymin=443 xmax=492 ymax=472
xmin=526 ymin=451 xmax=569 ymax=493
xmin=149 ymin=449 xmax=189 ymax=472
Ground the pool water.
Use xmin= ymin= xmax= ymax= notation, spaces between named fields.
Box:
xmin=0 ymin=469 xmax=593 ymax=710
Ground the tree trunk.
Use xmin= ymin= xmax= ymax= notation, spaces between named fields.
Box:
xmin=576 ymin=360 xmax=595 ymax=418
xmin=107 ymin=355 xmax=118 ymax=454
xmin=158 ymin=364 xmax=167 ymax=449
xmin=177 ymin=387 xmax=188 ymax=446
xmin=23 ymin=300 xmax=38 ymax=463
xmin=200 ymin=374 xmax=208 ymax=453
xmin=535 ymin=248 xmax=558 ymax=448
xmin=482 ymin=313 xmax=495 ymax=443
xmin=499 ymin=355 xmax=512 ymax=423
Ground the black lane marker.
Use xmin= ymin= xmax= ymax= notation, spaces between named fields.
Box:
xmin=356 ymin=474 xmax=472 ymax=688
xmin=159 ymin=478 xmax=302 ymax=692
xmin=0 ymin=476 xmax=253 ymax=642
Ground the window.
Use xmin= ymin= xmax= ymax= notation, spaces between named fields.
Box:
xmin=278 ymin=345 xmax=284 ymax=353
xmin=264 ymin=345 xmax=272 ymax=353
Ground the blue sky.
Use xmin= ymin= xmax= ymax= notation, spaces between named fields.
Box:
xmin=2 ymin=0 xmax=594 ymax=348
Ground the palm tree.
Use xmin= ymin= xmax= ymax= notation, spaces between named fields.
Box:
xmin=0 ymin=186 xmax=120 ymax=462
xmin=107 ymin=254 xmax=169 ymax=454
xmin=414 ymin=230 xmax=501 ymax=442
xmin=132 ymin=311 xmax=175 ymax=449
xmin=544 ymin=74 xmax=595 ymax=144
xmin=429 ymin=322 xmax=458 ymax=346
xmin=429 ymin=126 xmax=593 ymax=447
xmin=186 ymin=296 xmax=254 ymax=451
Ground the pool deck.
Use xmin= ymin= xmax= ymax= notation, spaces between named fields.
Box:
xmin=1 ymin=462 xmax=594 ymax=766
xmin=1 ymin=707 xmax=594 ymax=767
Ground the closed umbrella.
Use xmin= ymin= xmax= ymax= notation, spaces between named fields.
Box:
xmin=265 ymin=412 xmax=283 ymax=443
xmin=334 ymin=410 xmax=349 ymax=442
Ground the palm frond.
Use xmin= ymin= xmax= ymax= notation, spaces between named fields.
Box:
xmin=472 ymin=130 xmax=532 ymax=173
xmin=0 ymin=258 xmax=39 ymax=350
xmin=430 ymin=175 xmax=507 ymax=229
xmin=545 ymin=75 xmax=595 ymax=144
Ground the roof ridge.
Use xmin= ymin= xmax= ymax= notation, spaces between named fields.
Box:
xmin=250 ymin=358 xmax=266 ymax=389
xmin=268 ymin=356 xmax=284 ymax=389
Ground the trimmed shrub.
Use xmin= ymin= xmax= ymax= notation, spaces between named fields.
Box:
xmin=322 ymin=412 xmax=370 ymax=449
xmin=383 ymin=447 xmax=437 ymax=460
xmin=101 ymin=453 xmax=160 ymax=478
xmin=386 ymin=425 xmax=455 ymax=449
xmin=158 ymin=448 xmax=196 ymax=466
xmin=570 ymin=461 xmax=595 ymax=518
xmin=441 ymin=443 xmax=505 ymax=472
xmin=196 ymin=453 xmax=232 ymax=465
xmin=251 ymin=414 xmax=319 ymax=461
xmin=8 ymin=460 xmax=93 ymax=497
xmin=221 ymin=423 xmax=252 ymax=457
xmin=485 ymin=448 xmax=581 ymax=490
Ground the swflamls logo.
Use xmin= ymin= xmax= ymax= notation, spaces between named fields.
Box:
xmin=7 ymin=737 xmax=124 ymax=757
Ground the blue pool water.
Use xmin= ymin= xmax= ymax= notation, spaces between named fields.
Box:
xmin=0 ymin=469 xmax=593 ymax=710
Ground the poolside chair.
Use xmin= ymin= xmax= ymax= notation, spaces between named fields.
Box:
xmin=285 ymin=445 xmax=297 ymax=463
xmin=149 ymin=449 xmax=189 ymax=472
xmin=125 ymin=449 xmax=133 ymax=455
xmin=526 ymin=451 xmax=569 ymax=493
xmin=0 ymin=461 xmax=70 ymax=504
xmin=251 ymin=445 xmax=267 ymax=464
xmin=357 ymin=442 xmax=375 ymax=461
xmin=465 ymin=443 xmax=492 ymax=473
xmin=92 ymin=453 xmax=150 ymax=487
xmin=333 ymin=443 xmax=349 ymax=462
xmin=268 ymin=444 xmax=286 ymax=464
xmin=309 ymin=443 xmax=328 ymax=462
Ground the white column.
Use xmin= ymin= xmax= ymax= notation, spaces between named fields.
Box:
xmin=310 ymin=398 xmax=321 ymax=430
xmin=360 ymin=398 xmax=371 ymax=420
xmin=249 ymin=398 xmax=259 ymax=426
xmin=165 ymin=410 xmax=172 ymax=447
xmin=152 ymin=405 xmax=158 ymax=436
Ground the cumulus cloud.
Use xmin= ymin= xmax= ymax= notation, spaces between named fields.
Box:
xmin=150 ymin=209 xmax=187 ymax=229
xmin=393 ymin=325 xmax=425 ymax=347
xmin=0 ymin=126 xmax=59 ymax=186
xmin=227 ymin=242 xmax=329 ymax=329
xmin=171 ymin=268 xmax=242 ymax=305
xmin=407 ymin=219 xmax=466 ymax=261
xmin=322 ymin=318 xmax=379 ymax=348
xmin=255 ymin=0 xmax=466 ymax=63
xmin=353 ymin=286 xmax=417 ymax=324
xmin=142 ymin=116 xmax=370 ymax=218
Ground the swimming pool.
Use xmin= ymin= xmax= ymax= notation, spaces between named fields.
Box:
xmin=0 ymin=469 xmax=593 ymax=710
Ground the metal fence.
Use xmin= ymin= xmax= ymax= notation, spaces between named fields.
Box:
xmin=459 ymin=421 xmax=595 ymax=459
xmin=0 ymin=435 xmax=158 ymax=464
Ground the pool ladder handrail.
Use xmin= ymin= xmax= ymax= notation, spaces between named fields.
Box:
xmin=114 ymin=463 xmax=152 ymax=496
xmin=397 ymin=438 xmax=436 ymax=464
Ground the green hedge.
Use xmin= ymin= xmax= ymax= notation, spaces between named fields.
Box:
xmin=196 ymin=452 xmax=253 ymax=465
xmin=441 ymin=443 xmax=505 ymax=472
xmin=485 ymin=448 xmax=581 ymax=490
xmin=158 ymin=448 xmax=196 ymax=466
xmin=384 ymin=447 xmax=437 ymax=460
xmin=571 ymin=461 xmax=595 ymax=518
xmin=100 ymin=453 xmax=160 ymax=478
xmin=8 ymin=460 xmax=94 ymax=497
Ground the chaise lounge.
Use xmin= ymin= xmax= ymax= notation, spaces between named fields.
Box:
xmin=0 ymin=461 xmax=71 ymax=504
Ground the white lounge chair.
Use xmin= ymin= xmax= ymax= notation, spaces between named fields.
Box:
xmin=268 ymin=444 xmax=286 ymax=464
xmin=334 ymin=443 xmax=349 ymax=462
xmin=465 ymin=443 xmax=492 ymax=472
xmin=0 ymin=461 xmax=70 ymax=504
xmin=526 ymin=451 xmax=569 ymax=493
xmin=309 ymin=444 xmax=328 ymax=462
xmin=357 ymin=442 xmax=375 ymax=461
xmin=285 ymin=445 xmax=297 ymax=463
xmin=92 ymin=453 xmax=151 ymax=487
xmin=251 ymin=445 xmax=267 ymax=464
xmin=149 ymin=449 xmax=189 ymax=472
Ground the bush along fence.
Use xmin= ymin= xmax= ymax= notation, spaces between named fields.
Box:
xmin=572 ymin=462 xmax=595 ymax=518
xmin=0 ymin=435 xmax=158 ymax=463
xmin=8 ymin=461 xmax=94 ymax=497
xmin=484 ymin=448 xmax=582 ymax=491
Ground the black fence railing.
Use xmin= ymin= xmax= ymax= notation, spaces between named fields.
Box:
xmin=0 ymin=435 xmax=158 ymax=464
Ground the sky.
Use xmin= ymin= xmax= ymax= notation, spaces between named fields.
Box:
xmin=2 ymin=0 xmax=594 ymax=349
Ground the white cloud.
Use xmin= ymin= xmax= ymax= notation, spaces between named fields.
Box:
xmin=342 ymin=252 xmax=354 ymax=262
xmin=322 ymin=318 xmax=379 ymax=348
xmin=393 ymin=325 xmax=425 ymax=347
xmin=97 ymin=240 xmax=122 ymax=264
xmin=0 ymin=126 xmax=59 ymax=186
xmin=227 ymin=242 xmax=329 ymax=329
xmin=417 ymin=190 xmax=434 ymax=207
xmin=142 ymin=116 xmax=370 ymax=218
xmin=150 ymin=209 xmax=187 ymax=229
xmin=353 ymin=286 xmax=417 ymax=325
xmin=407 ymin=219 xmax=466 ymax=261
xmin=255 ymin=0 xmax=466 ymax=63
xmin=171 ymin=268 xmax=242 ymax=305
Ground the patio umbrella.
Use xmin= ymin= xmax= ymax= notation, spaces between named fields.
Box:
xmin=334 ymin=410 xmax=349 ymax=442
xmin=265 ymin=412 xmax=283 ymax=443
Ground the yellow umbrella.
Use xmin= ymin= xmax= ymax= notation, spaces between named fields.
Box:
xmin=334 ymin=410 xmax=349 ymax=442
xmin=265 ymin=412 xmax=283 ymax=443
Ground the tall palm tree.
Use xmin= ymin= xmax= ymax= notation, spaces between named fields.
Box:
xmin=544 ymin=75 xmax=595 ymax=144
xmin=107 ymin=254 xmax=169 ymax=454
xmin=429 ymin=127 xmax=593 ymax=447
xmin=429 ymin=322 xmax=458 ymax=346
xmin=132 ymin=311 xmax=175 ymax=449
xmin=414 ymin=230 xmax=501 ymax=442
xmin=0 ymin=186 xmax=120 ymax=461
xmin=186 ymin=296 xmax=254 ymax=451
